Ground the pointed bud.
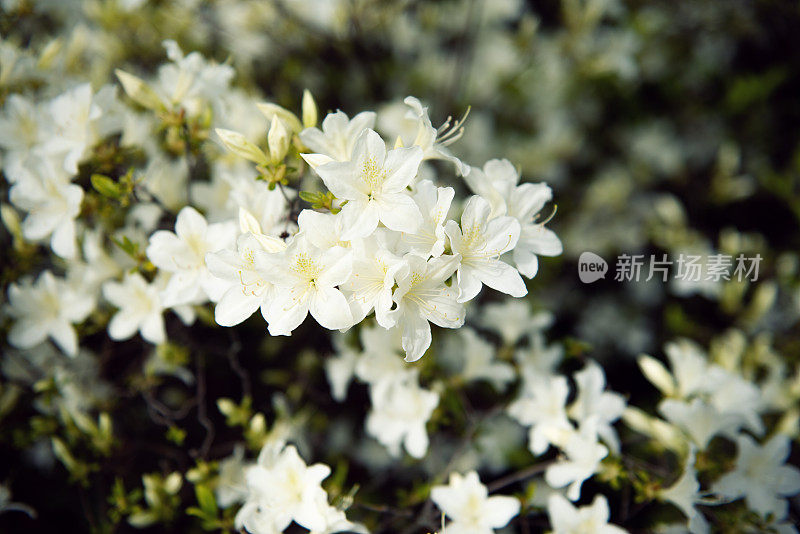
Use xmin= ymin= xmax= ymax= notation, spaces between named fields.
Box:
xmin=302 ymin=89 xmax=317 ymax=128
xmin=115 ymin=69 xmax=163 ymax=111
xmin=638 ymin=354 xmax=677 ymax=397
xmin=256 ymin=102 xmax=302 ymax=133
xmin=215 ymin=128 xmax=269 ymax=166
xmin=268 ymin=116 xmax=290 ymax=164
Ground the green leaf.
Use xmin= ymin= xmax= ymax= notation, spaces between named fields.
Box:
xmin=194 ymin=484 xmax=218 ymax=517
xmin=91 ymin=174 xmax=122 ymax=199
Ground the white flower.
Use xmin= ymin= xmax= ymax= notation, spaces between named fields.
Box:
xmin=508 ymin=375 xmax=572 ymax=456
xmin=446 ymin=327 xmax=515 ymax=391
xmin=568 ymin=361 xmax=626 ymax=454
xmin=388 ymin=253 xmax=465 ymax=362
xmin=259 ymin=234 xmax=353 ymax=335
xmin=430 ymin=471 xmax=520 ymax=534
xmin=314 ymin=128 xmax=423 ymax=239
xmin=9 ymin=158 xmax=83 ymax=259
xmin=401 ymin=96 xmax=468 ymax=175
xmin=299 ymin=109 xmax=376 ymax=165
xmin=712 ymin=433 xmax=800 ymax=521
xmin=7 ymin=271 xmax=93 ymax=357
xmin=658 ymin=398 xmax=739 ymax=450
xmin=545 ymin=418 xmax=609 ymax=501
xmin=445 ymin=194 xmax=525 ymax=302
xmin=353 ymin=325 xmax=407 ymax=386
xmin=215 ymin=445 xmax=248 ymax=508
xmin=515 ymin=331 xmax=564 ymax=382
xmin=206 ymin=222 xmax=286 ymax=327
xmin=43 ymin=83 xmax=101 ymax=173
xmin=547 ymin=494 xmax=627 ymax=534
xmin=146 ymin=206 xmax=237 ymax=307
xmin=340 ymin=232 xmax=405 ymax=327
xmin=366 ymin=369 xmax=438 ymax=458
xmin=155 ymin=40 xmax=234 ymax=114
xmin=464 ymin=159 xmax=562 ymax=278
xmin=659 ymin=448 xmax=709 ymax=534
xmin=325 ymin=334 xmax=360 ymax=402
xmin=0 ymin=94 xmax=45 ymax=175
xmin=480 ymin=300 xmax=553 ymax=346
xmin=236 ymin=443 xmax=331 ymax=533
xmin=102 ymin=273 xmax=166 ymax=345
xmin=398 ymin=179 xmax=454 ymax=258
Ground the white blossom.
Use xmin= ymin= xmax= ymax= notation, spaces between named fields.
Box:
xmin=7 ymin=271 xmax=93 ymax=356
xmin=445 ymin=194 xmax=525 ymax=302
xmin=430 ymin=471 xmax=520 ymax=534
xmin=102 ymin=272 xmax=166 ymax=345
xmin=314 ymin=128 xmax=423 ymax=239
xmin=712 ymin=433 xmax=800 ymax=521
xmin=365 ymin=369 xmax=438 ymax=458
xmin=547 ymin=494 xmax=627 ymax=534
xmin=388 ymin=253 xmax=465 ymax=362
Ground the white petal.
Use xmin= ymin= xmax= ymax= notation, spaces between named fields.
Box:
xmin=215 ymin=288 xmax=261 ymax=326
xmin=377 ymin=193 xmax=422 ymax=234
xmin=309 ymin=287 xmax=353 ymax=330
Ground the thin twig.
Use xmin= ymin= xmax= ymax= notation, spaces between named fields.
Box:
xmin=487 ymin=461 xmax=554 ymax=493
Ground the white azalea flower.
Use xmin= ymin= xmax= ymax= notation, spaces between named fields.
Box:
xmin=299 ymin=109 xmax=377 ymax=166
xmin=388 ymin=253 xmax=465 ymax=362
xmin=445 ymin=327 xmax=515 ymax=391
xmin=314 ymin=128 xmax=423 ymax=240
xmin=353 ymin=324 xmax=407 ymax=386
xmin=401 ymin=96 xmax=469 ymax=175
xmin=508 ymin=374 xmax=572 ymax=456
xmin=658 ymin=447 xmax=710 ymax=534
xmin=568 ymin=360 xmax=626 ymax=454
xmin=43 ymin=83 xmax=101 ymax=173
xmin=515 ymin=331 xmax=564 ymax=382
xmin=480 ymin=300 xmax=553 ymax=346
xmin=464 ymin=159 xmax=562 ymax=278
xmin=259 ymin=234 xmax=353 ymax=335
xmin=545 ymin=418 xmax=609 ymax=501
xmin=9 ymin=158 xmax=83 ymax=259
xmin=430 ymin=471 xmax=520 ymax=534
xmin=206 ymin=232 xmax=283 ymax=327
xmin=236 ymin=443 xmax=331 ymax=533
xmin=397 ymin=179 xmax=454 ymax=259
xmin=341 ymin=232 xmax=405 ymax=327
xmin=215 ymin=445 xmax=248 ymax=508
xmin=547 ymin=494 xmax=628 ymax=534
xmin=712 ymin=433 xmax=800 ymax=521
xmin=658 ymin=398 xmax=740 ymax=450
xmin=325 ymin=334 xmax=360 ymax=402
xmin=366 ymin=369 xmax=438 ymax=458
xmin=102 ymin=272 xmax=166 ymax=345
xmin=7 ymin=271 xmax=93 ymax=357
xmin=146 ymin=206 xmax=237 ymax=307
xmin=0 ymin=94 xmax=45 ymax=176
xmin=445 ymin=194 xmax=525 ymax=302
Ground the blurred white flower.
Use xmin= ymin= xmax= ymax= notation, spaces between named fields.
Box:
xmin=547 ymin=494 xmax=627 ymax=534
xmin=712 ymin=433 xmax=800 ymax=522
xmin=366 ymin=369 xmax=438 ymax=458
xmin=102 ymin=272 xmax=166 ymax=345
xmin=7 ymin=271 xmax=93 ymax=356
xmin=430 ymin=471 xmax=520 ymax=534
xmin=545 ymin=418 xmax=608 ymax=501
xmin=146 ymin=206 xmax=237 ymax=307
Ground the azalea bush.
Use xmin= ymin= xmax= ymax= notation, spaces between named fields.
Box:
xmin=2 ymin=1 xmax=800 ymax=534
